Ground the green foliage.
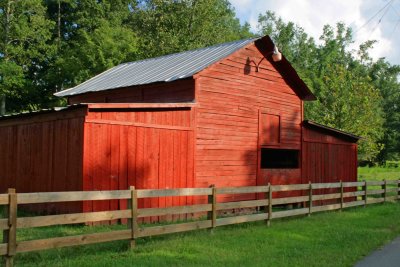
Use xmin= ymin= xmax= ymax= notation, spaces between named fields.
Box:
xmin=258 ymin=12 xmax=388 ymax=162
xmin=52 ymin=0 xmax=138 ymax=89
xmin=130 ymin=0 xmax=254 ymax=58
xmin=384 ymin=161 xmax=400 ymax=168
xmin=0 ymin=0 xmax=55 ymax=112
xmin=369 ymin=59 xmax=400 ymax=161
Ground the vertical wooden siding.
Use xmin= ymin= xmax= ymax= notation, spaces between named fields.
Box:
xmin=82 ymin=108 xmax=194 ymax=222
xmin=302 ymin=126 xmax=358 ymax=203
xmin=0 ymin=110 xmax=86 ymax=214
xmin=195 ymin=41 xmax=302 ymax=202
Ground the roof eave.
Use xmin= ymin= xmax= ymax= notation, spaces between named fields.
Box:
xmin=303 ymin=120 xmax=361 ymax=142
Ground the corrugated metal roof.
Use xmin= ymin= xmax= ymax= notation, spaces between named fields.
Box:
xmin=55 ymin=37 xmax=259 ymax=97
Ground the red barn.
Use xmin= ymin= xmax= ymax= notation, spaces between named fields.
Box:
xmin=0 ymin=36 xmax=359 ymax=214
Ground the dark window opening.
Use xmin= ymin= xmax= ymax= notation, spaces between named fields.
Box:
xmin=260 ymin=148 xmax=299 ymax=169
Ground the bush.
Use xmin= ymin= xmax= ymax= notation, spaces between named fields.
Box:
xmin=385 ymin=161 xmax=400 ymax=168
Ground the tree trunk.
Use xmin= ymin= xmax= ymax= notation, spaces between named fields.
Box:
xmin=3 ymin=0 xmax=11 ymax=59
xmin=0 ymin=94 xmax=5 ymax=116
xmin=58 ymin=0 xmax=61 ymax=45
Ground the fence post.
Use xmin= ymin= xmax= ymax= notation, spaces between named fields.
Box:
xmin=207 ymin=185 xmax=216 ymax=231
xmin=267 ymin=183 xmax=272 ymax=227
xmin=363 ymin=180 xmax=367 ymax=207
xmin=128 ymin=186 xmax=138 ymax=249
xmin=340 ymin=180 xmax=343 ymax=211
xmin=3 ymin=188 xmax=17 ymax=267
xmin=308 ymin=181 xmax=312 ymax=217
xmin=398 ymin=179 xmax=400 ymax=200
xmin=382 ymin=179 xmax=387 ymax=202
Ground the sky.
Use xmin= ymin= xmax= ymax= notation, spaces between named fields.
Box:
xmin=230 ymin=0 xmax=400 ymax=65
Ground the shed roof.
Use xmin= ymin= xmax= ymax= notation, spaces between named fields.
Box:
xmin=55 ymin=36 xmax=316 ymax=100
xmin=303 ymin=120 xmax=361 ymax=142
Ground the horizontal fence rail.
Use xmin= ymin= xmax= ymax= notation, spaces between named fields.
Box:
xmin=1 ymin=180 xmax=399 ymax=266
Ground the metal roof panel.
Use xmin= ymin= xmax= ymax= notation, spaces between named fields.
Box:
xmin=55 ymin=38 xmax=258 ymax=97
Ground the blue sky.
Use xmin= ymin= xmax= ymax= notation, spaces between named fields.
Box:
xmin=230 ymin=0 xmax=400 ymax=65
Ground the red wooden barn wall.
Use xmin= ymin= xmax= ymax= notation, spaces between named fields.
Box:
xmin=0 ymin=105 xmax=194 ymax=219
xmin=194 ymin=40 xmax=302 ymax=202
xmin=302 ymin=125 xmax=358 ymax=203
xmin=82 ymin=106 xmax=195 ymax=222
xmin=0 ymin=107 xmax=86 ymax=214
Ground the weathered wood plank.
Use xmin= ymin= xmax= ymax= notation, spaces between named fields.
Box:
xmin=366 ymin=181 xmax=385 ymax=186
xmin=137 ymin=188 xmax=212 ymax=198
xmin=384 ymin=180 xmax=399 ymax=185
xmin=17 ymin=190 xmax=131 ymax=204
xmin=313 ymin=203 xmax=341 ymax=212
xmin=0 ymin=194 xmax=8 ymax=205
xmin=386 ymin=196 xmax=399 ymax=201
xmin=312 ymin=193 xmax=341 ymax=201
xmin=312 ymin=183 xmax=341 ymax=189
xmin=136 ymin=221 xmax=211 ymax=237
xmin=385 ymin=187 xmax=399 ymax=193
xmin=138 ymin=204 xmax=212 ymax=217
xmin=272 ymin=196 xmax=309 ymax=205
xmin=367 ymin=198 xmax=385 ymax=204
xmin=216 ymin=186 xmax=269 ymax=194
xmin=271 ymin=184 xmax=309 ymax=191
xmin=0 ymin=219 xmax=8 ymax=230
xmin=311 ymin=204 xmax=341 ymax=213
xmin=343 ymin=191 xmax=365 ymax=197
xmin=0 ymin=244 xmax=7 ymax=256
xmin=216 ymin=213 xmax=268 ymax=226
xmin=16 ymin=230 xmax=131 ymax=253
xmin=343 ymin=201 xmax=365 ymax=208
xmin=342 ymin=182 xmax=365 ymax=187
xmin=367 ymin=189 xmax=385 ymax=195
xmin=17 ymin=210 xmax=131 ymax=229
xmin=217 ymin=200 xmax=268 ymax=210
xmin=272 ymin=208 xmax=309 ymax=219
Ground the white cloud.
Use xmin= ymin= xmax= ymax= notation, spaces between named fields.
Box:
xmin=230 ymin=0 xmax=400 ymax=64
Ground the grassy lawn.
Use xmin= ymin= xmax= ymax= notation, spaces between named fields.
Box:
xmin=358 ymin=166 xmax=400 ymax=181
xmin=8 ymin=202 xmax=400 ymax=267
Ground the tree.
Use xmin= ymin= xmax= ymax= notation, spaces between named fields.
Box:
xmin=43 ymin=0 xmax=138 ymax=94
xmin=0 ymin=0 xmax=54 ymax=113
xmin=257 ymin=12 xmax=386 ymax=161
xmin=369 ymin=59 xmax=400 ymax=161
xmin=130 ymin=0 xmax=253 ymax=58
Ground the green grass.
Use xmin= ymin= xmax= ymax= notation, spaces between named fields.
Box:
xmin=9 ymin=202 xmax=400 ymax=267
xmin=358 ymin=166 xmax=400 ymax=181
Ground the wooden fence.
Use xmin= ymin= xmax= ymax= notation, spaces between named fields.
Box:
xmin=1 ymin=180 xmax=400 ymax=266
